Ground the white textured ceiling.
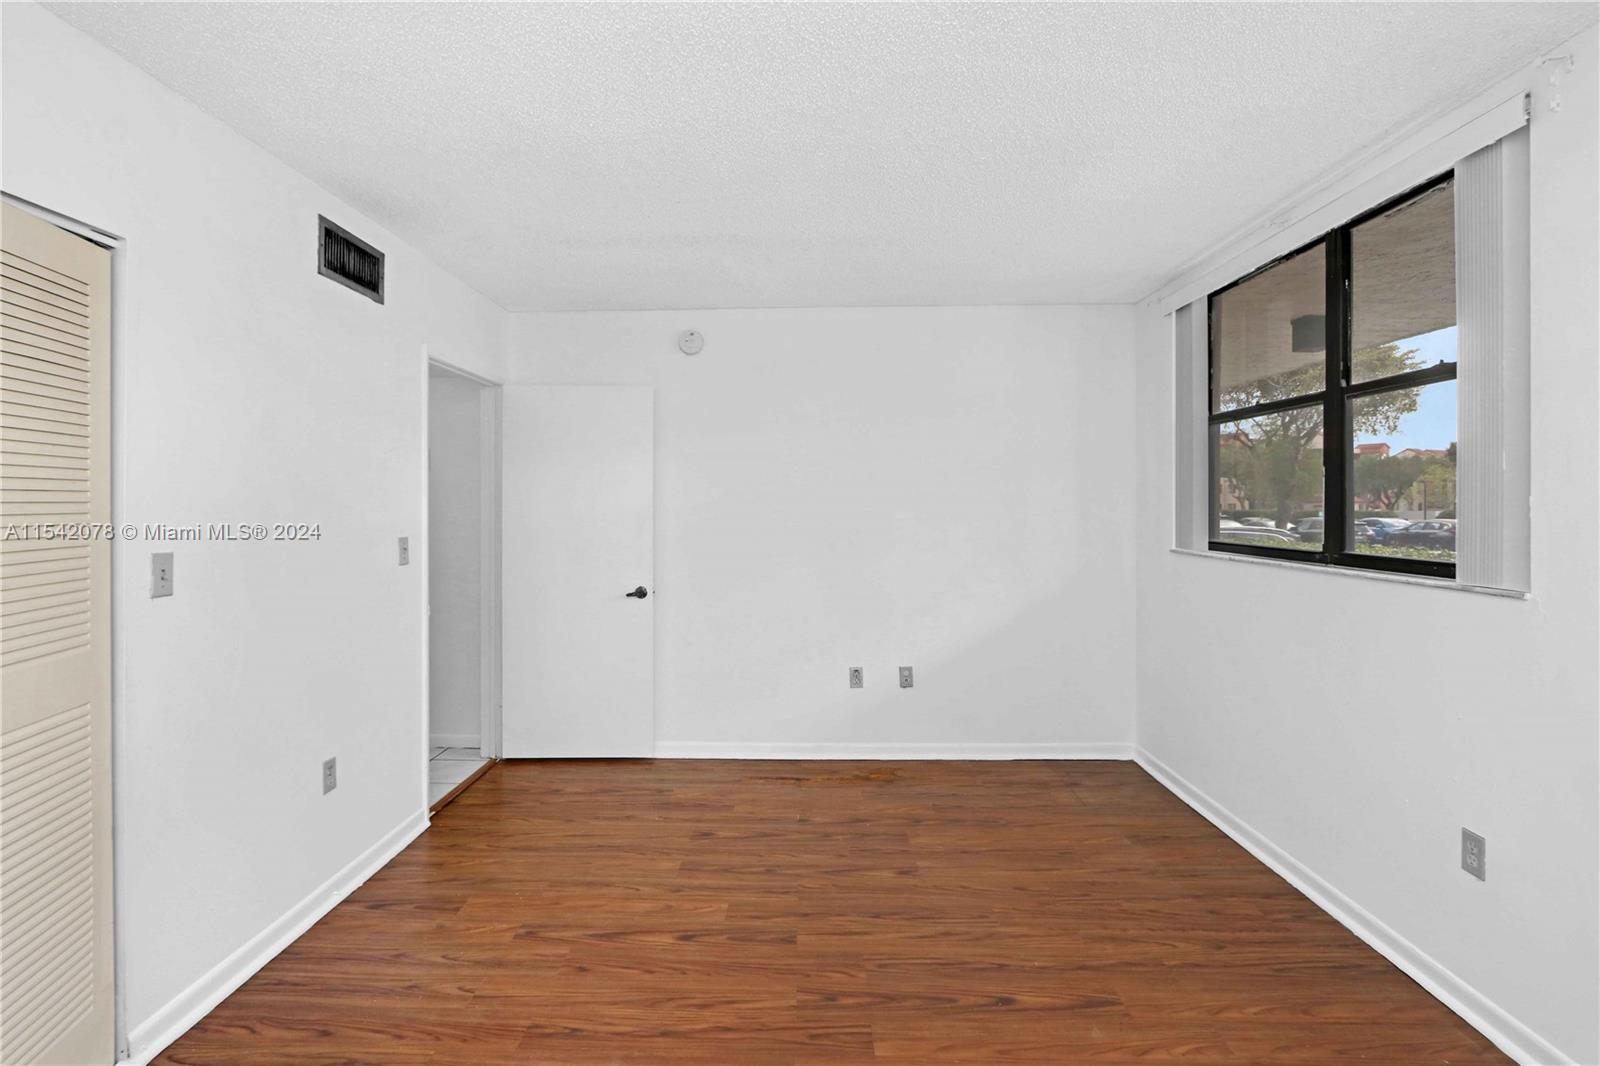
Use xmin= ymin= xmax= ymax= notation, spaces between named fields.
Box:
xmin=44 ymin=2 xmax=1597 ymax=311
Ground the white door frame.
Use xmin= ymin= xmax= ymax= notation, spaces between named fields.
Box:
xmin=422 ymin=352 xmax=503 ymax=780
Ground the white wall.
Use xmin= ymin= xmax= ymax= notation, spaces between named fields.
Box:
xmin=509 ymin=306 xmax=1137 ymax=756
xmin=1133 ymin=26 xmax=1599 ymax=1066
xmin=0 ymin=3 xmax=506 ymax=1057
xmin=7 ymin=1 xmax=1590 ymax=1062
xmin=427 ymin=371 xmax=484 ymax=747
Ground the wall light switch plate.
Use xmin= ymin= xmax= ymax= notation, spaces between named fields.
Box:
xmin=150 ymin=552 xmax=174 ymax=598
xmin=1461 ymin=827 xmax=1485 ymax=881
xmin=899 ymin=666 xmax=914 ymax=688
xmin=323 ymin=757 xmax=338 ymax=794
xmin=398 ymin=537 xmax=410 ymax=566
xmin=849 ymin=667 xmax=864 ymax=689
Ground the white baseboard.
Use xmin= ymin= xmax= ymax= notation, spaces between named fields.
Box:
xmin=120 ymin=810 xmax=430 ymax=1066
xmin=1134 ymin=747 xmax=1573 ymax=1066
xmin=429 ymin=732 xmax=479 ymax=749
xmin=652 ymin=741 xmax=1134 ymax=760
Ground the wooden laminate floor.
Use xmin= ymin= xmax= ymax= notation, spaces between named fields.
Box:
xmin=156 ymin=760 xmax=1510 ymax=1065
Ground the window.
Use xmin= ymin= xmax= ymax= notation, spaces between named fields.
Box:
xmin=1207 ymin=173 xmax=1458 ymax=578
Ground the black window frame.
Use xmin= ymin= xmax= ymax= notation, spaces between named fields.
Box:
xmin=1206 ymin=170 xmax=1458 ymax=581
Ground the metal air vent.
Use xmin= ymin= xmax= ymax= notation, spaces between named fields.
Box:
xmin=318 ymin=215 xmax=384 ymax=303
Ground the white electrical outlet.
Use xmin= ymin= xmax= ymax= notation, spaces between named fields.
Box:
xmin=1461 ymin=827 xmax=1485 ymax=880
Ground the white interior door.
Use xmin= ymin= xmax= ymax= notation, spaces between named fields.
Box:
xmin=501 ymin=385 xmax=654 ymax=756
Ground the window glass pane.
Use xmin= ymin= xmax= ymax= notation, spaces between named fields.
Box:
xmin=1214 ymin=405 xmax=1324 ymax=550
xmin=1351 ymin=179 xmax=1456 ymax=384
xmin=1210 ymin=243 xmax=1325 ymax=413
xmin=1350 ymin=379 xmax=1456 ymax=563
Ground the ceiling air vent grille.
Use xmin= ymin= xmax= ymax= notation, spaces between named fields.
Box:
xmin=318 ymin=216 xmax=384 ymax=303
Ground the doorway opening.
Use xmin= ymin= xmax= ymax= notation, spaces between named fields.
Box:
xmin=426 ymin=359 xmax=501 ymax=809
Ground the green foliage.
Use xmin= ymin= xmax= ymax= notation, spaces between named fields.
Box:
xmin=1217 ymin=342 xmax=1422 ymax=423
xmin=1354 ymin=454 xmax=1426 ymax=511
xmin=1353 ymin=544 xmax=1456 ymax=562
xmin=1216 ymin=431 xmax=1321 ymax=527
xmin=1413 ymin=459 xmax=1457 ymax=512
xmin=1216 ymin=342 xmax=1435 ymax=527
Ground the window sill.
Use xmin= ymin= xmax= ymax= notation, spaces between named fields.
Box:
xmin=1168 ymin=547 xmax=1528 ymax=599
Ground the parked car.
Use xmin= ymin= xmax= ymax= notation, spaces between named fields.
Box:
xmin=1236 ymin=517 xmax=1277 ymax=529
xmin=1356 ymin=517 xmax=1411 ymax=543
xmin=1220 ymin=528 xmax=1299 ymax=546
xmin=1386 ymin=519 xmax=1456 ymax=549
xmin=1216 ymin=519 xmax=1298 ymax=546
xmin=1292 ymin=517 xmax=1324 ymax=543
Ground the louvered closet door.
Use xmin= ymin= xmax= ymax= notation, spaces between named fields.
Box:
xmin=0 ymin=203 xmax=114 ymax=1065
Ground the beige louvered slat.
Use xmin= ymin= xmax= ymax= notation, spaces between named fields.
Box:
xmin=1 ymin=290 xmax=89 ymax=331
xmin=0 ymin=507 xmax=91 ymax=521
xmin=0 ymin=436 xmax=90 ymax=461
xmin=3 ymin=349 xmax=91 ymax=383
xmin=0 ymin=250 xmax=90 ymax=295
xmin=1 ymin=385 xmax=90 ymax=415
xmin=0 ymin=485 xmax=90 ymax=498
xmin=2 ymin=617 xmax=91 ymax=649
xmin=2 ymin=609 xmax=91 ymax=640
xmin=0 ymin=385 xmax=89 ymax=409
xmin=0 ymin=202 xmax=113 ymax=1065
xmin=0 ymin=271 xmax=90 ymax=316
xmin=2 ymin=432 xmax=91 ymax=457
xmin=1 ymin=599 xmax=92 ymax=632
xmin=0 ymin=494 xmax=91 ymax=512
xmin=1 ymin=598 xmax=93 ymax=630
xmin=0 ymin=295 xmax=90 ymax=346
xmin=2 ymin=890 xmax=94 ymax=990
xmin=3 ymin=373 xmax=91 ymax=405
xmin=0 ymin=707 xmax=96 ymax=1058
xmin=0 ymin=548 xmax=90 ymax=576
xmin=1 ymin=406 xmax=90 ymax=435
xmin=0 ymin=573 xmax=91 ymax=598
xmin=1 ymin=451 xmax=90 ymax=474
xmin=0 ymin=310 xmax=90 ymax=351
xmin=0 ymin=584 xmax=93 ymax=611
xmin=0 ymin=544 xmax=90 ymax=566
xmin=2 ymin=626 xmax=91 ymax=659
xmin=1 ymin=327 xmax=90 ymax=364
xmin=0 ymin=261 xmax=89 ymax=304
xmin=0 ymin=771 xmax=91 ymax=841
xmin=0 ymin=553 xmax=90 ymax=577
xmin=2 ymin=387 xmax=90 ymax=411
xmin=0 ymin=636 xmax=94 ymax=670
xmin=3 ymin=357 xmax=91 ymax=391
xmin=1 ymin=280 xmax=89 ymax=317
xmin=0 ymin=474 xmax=90 ymax=492
xmin=0 ymin=587 xmax=90 ymax=617
xmin=0 ymin=821 xmax=92 ymax=896
xmin=0 ymin=575 xmax=91 ymax=601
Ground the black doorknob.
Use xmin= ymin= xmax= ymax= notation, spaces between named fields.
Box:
xmin=626 ymin=586 xmax=649 ymax=599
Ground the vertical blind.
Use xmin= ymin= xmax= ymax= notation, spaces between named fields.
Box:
xmin=1172 ymin=304 xmax=1208 ymax=552
xmin=1456 ymin=127 xmax=1531 ymax=592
